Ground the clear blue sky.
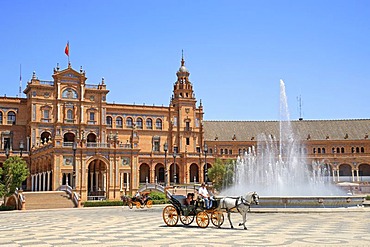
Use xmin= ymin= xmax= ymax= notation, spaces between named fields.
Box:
xmin=1 ymin=1 xmax=370 ymax=121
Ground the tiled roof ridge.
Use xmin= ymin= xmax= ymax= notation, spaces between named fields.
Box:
xmin=204 ymin=118 xmax=370 ymax=123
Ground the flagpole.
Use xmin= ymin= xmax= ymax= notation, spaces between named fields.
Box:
xmin=19 ymin=64 xmax=22 ymax=98
xmin=68 ymin=41 xmax=70 ymax=66
xmin=65 ymin=41 xmax=70 ymax=67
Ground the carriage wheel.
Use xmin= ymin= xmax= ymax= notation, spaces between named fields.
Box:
xmin=128 ymin=202 xmax=133 ymax=209
xmin=196 ymin=211 xmax=209 ymax=228
xmin=146 ymin=200 xmax=153 ymax=208
xmin=162 ymin=205 xmax=179 ymax=226
xmin=180 ymin=215 xmax=195 ymax=225
xmin=135 ymin=202 xmax=141 ymax=209
xmin=211 ymin=211 xmax=224 ymax=227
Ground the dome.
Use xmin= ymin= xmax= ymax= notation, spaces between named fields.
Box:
xmin=179 ymin=65 xmax=188 ymax=72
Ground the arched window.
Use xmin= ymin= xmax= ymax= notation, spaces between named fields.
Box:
xmin=62 ymin=88 xmax=78 ymax=99
xmin=361 ymin=147 xmax=365 ymax=153
xmin=0 ymin=112 xmax=3 ymax=124
xmin=106 ymin=116 xmax=112 ymax=128
xmin=146 ymin=118 xmax=153 ymax=129
xmin=126 ymin=117 xmax=133 ymax=128
xmin=7 ymin=111 xmax=16 ymax=124
xmin=356 ymin=147 xmax=360 ymax=153
xmin=322 ymin=148 xmax=325 ymax=154
xmin=136 ymin=118 xmax=143 ymax=129
xmin=313 ymin=148 xmax=316 ymax=154
xmin=67 ymin=109 xmax=73 ymax=120
xmin=155 ymin=119 xmax=162 ymax=130
xmin=88 ymin=111 xmax=96 ymax=124
xmin=318 ymin=148 xmax=321 ymax=154
xmin=337 ymin=147 xmax=340 ymax=154
xmin=41 ymin=132 xmax=51 ymax=144
xmin=116 ymin=117 xmax=123 ymax=128
xmin=341 ymin=147 xmax=345 ymax=153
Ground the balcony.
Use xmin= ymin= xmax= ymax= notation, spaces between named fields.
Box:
xmin=40 ymin=80 xmax=54 ymax=86
xmin=86 ymin=142 xmax=110 ymax=148
xmin=85 ymin=84 xmax=99 ymax=89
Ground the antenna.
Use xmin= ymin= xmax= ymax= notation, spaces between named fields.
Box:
xmin=297 ymin=95 xmax=303 ymax=120
xmin=19 ymin=64 xmax=22 ymax=98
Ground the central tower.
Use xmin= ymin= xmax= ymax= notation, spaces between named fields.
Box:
xmin=169 ymin=53 xmax=204 ymax=158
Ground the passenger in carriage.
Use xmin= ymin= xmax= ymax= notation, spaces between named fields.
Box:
xmin=183 ymin=193 xmax=195 ymax=216
xmin=199 ymin=183 xmax=212 ymax=209
xmin=184 ymin=193 xmax=195 ymax=206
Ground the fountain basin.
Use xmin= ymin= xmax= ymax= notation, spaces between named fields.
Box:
xmin=256 ymin=195 xmax=366 ymax=208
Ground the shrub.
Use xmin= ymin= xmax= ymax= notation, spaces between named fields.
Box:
xmin=83 ymin=200 xmax=123 ymax=207
xmin=0 ymin=205 xmax=15 ymax=211
xmin=149 ymin=191 xmax=166 ymax=200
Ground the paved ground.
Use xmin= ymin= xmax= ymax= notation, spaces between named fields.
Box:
xmin=1 ymin=206 xmax=370 ymax=246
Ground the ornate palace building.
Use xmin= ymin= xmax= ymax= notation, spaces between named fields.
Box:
xmin=1 ymin=57 xmax=370 ymax=201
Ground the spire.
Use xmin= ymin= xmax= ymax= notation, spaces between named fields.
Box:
xmin=178 ymin=50 xmax=189 ymax=74
xmin=181 ymin=49 xmax=185 ymax=66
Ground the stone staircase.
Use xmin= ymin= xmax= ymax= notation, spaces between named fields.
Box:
xmin=23 ymin=191 xmax=75 ymax=210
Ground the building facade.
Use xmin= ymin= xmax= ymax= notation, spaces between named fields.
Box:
xmin=1 ymin=57 xmax=370 ymax=201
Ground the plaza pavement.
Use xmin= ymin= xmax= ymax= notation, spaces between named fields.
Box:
xmin=0 ymin=205 xmax=370 ymax=247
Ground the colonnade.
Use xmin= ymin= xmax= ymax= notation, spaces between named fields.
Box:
xmin=31 ymin=171 xmax=52 ymax=191
xmin=119 ymin=172 xmax=130 ymax=194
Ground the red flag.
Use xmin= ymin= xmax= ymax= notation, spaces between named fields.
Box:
xmin=65 ymin=42 xmax=69 ymax=56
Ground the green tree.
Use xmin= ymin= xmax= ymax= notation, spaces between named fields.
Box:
xmin=0 ymin=156 xmax=29 ymax=205
xmin=208 ymin=158 xmax=234 ymax=191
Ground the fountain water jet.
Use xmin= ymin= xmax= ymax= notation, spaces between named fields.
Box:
xmin=221 ymin=80 xmax=348 ymax=198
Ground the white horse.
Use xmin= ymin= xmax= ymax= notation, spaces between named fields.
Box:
xmin=216 ymin=191 xmax=259 ymax=230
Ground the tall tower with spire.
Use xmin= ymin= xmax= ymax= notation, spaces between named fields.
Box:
xmin=170 ymin=52 xmax=204 ymax=160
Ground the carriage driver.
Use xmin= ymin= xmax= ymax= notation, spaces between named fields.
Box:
xmin=199 ymin=183 xmax=212 ymax=209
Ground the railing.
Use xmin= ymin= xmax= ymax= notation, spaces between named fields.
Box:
xmin=64 ymin=119 xmax=75 ymax=123
xmin=14 ymin=188 xmax=26 ymax=210
xmin=86 ymin=142 xmax=110 ymax=148
xmin=85 ymin=84 xmax=99 ymax=89
xmin=87 ymin=191 xmax=106 ymax=201
xmin=40 ymin=80 xmax=54 ymax=86
xmin=118 ymin=143 xmax=131 ymax=149
xmin=184 ymin=127 xmax=192 ymax=132
xmin=58 ymin=185 xmax=80 ymax=207
xmin=63 ymin=142 xmax=74 ymax=147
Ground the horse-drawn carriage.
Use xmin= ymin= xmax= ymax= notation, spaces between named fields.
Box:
xmin=162 ymin=192 xmax=259 ymax=229
xmin=121 ymin=192 xmax=153 ymax=209
xmin=162 ymin=194 xmax=224 ymax=228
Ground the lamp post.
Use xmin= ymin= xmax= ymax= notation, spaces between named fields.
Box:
xmin=173 ymin=149 xmax=177 ymax=185
xmin=5 ymin=146 xmax=9 ymax=159
xmin=19 ymin=141 xmax=24 ymax=157
xmin=164 ymin=142 xmax=168 ymax=186
xmin=204 ymin=143 xmax=208 ymax=184
xmin=72 ymin=141 xmax=77 ymax=189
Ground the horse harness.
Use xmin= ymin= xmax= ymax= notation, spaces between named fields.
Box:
xmin=222 ymin=196 xmax=251 ymax=213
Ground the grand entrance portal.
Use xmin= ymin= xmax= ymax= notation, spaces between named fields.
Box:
xmin=87 ymin=159 xmax=108 ymax=200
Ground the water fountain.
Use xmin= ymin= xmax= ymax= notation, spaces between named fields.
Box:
xmin=221 ymin=80 xmax=365 ymax=207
